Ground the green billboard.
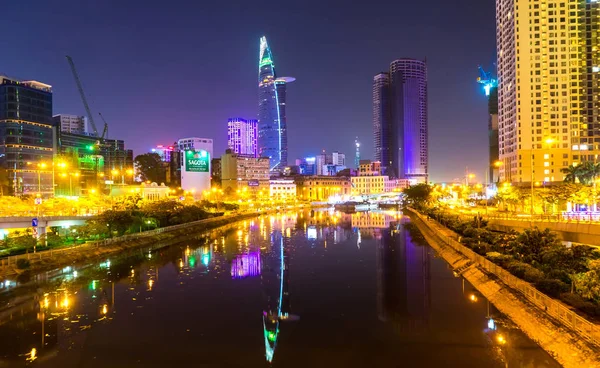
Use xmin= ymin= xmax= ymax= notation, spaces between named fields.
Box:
xmin=185 ymin=150 xmax=210 ymax=172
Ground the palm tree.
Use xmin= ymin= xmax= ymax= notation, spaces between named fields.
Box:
xmin=562 ymin=164 xmax=581 ymax=183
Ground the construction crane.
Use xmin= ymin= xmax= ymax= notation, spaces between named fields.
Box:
xmin=66 ymin=55 xmax=99 ymax=137
xmin=477 ymin=65 xmax=498 ymax=97
xmin=98 ymin=112 xmax=109 ymax=140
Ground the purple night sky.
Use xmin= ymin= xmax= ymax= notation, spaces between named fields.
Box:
xmin=1 ymin=0 xmax=495 ymax=182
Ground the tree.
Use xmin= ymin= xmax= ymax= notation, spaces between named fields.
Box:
xmin=97 ymin=210 xmax=135 ymax=237
xmin=403 ymin=184 xmax=432 ymax=207
xmin=509 ymin=227 xmax=562 ymax=264
xmin=574 ymin=260 xmax=600 ymax=303
xmin=134 ymin=153 xmax=165 ymax=183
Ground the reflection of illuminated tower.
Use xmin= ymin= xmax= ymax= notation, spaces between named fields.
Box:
xmin=377 ymin=218 xmax=430 ymax=331
xmin=261 ymin=231 xmax=291 ymax=363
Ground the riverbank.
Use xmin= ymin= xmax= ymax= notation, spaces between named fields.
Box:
xmin=408 ymin=208 xmax=600 ymax=368
xmin=0 ymin=209 xmax=280 ymax=279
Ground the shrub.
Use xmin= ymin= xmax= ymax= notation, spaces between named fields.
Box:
xmin=523 ymin=267 xmax=545 ymax=283
xmin=536 ymin=279 xmax=569 ymax=298
xmin=559 ymin=293 xmax=600 ymax=317
xmin=506 ymin=260 xmax=534 ymax=279
xmin=16 ymin=259 xmax=30 ymax=269
xmin=486 ymin=253 xmax=514 ymax=268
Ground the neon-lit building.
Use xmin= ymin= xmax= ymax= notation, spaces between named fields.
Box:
xmin=0 ymin=76 xmax=54 ymax=196
xmin=258 ymin=36 xmax=295 ymax=172
xmin=372 ymin=59 xmax=428 ymax=182
xmin=151 ymin=144 xmax=174 ymax=162
xmin=227 ymin=118 xmax=258 ymax=157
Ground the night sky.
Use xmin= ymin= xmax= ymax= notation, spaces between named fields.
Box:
xmin=2 ymin=0 xmax=495 ymax=182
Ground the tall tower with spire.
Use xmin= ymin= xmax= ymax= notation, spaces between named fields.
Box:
xmin=258 ymin=36 xmax=295 ymax=172
xmin=355 ymin=137 xmax=361 ymax=169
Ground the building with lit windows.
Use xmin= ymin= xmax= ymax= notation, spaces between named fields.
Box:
xmin=258 ymin=36 xmax=295 ymax=172
xmin=372 ymin=59 xmax=428 ymax=182
xmin=228 ymin=118 xmax=258 ymax=157
xmin=294 ymin=176 xmax=351 ymax=201
xmin=269 ymin=179 xmax=296 ymax=200
xmin=53 ymin=114 xmax=87 ymax=135
xmin=221 ymin=149 xmax=270 ymax=196
xmin=496 ymin=0 xmax=599 ymax=183
xmin=0 ymin=76 xmax=54 ymax=196
xmin=151 ymin=144 xmax=174 ymax=162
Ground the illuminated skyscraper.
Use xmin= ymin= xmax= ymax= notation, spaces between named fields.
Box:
xmin=258 ymin=36 xmax=295 ymax=172
xmin=228 ymin=118 xmax=258 ymax=157
xmin=373 ymin=59 xmax=428 ymax=181
xmin=496 ymin=0 xmax=599 ymax=183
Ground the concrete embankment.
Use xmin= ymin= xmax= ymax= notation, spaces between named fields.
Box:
xmin=0 ymin=211 xmax=267 ymax=278
xmin=408 ymin=209 xmax=600 ymax=368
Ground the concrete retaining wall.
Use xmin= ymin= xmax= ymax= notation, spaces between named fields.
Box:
xmin=409 ymin=209 xmax=600 ymax=367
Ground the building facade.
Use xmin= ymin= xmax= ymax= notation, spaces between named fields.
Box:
xmin=497 ymin=0 xmax=599 ymax=183
xmin=0 ymin=76 xmax=54 ymax=196
xmin=151 ymin=144 xmax=175 ymax=162
xmin=178 ymin=137 xmax=213 ymax=196
xmin=373 ymin=59 xmax=428 ymax=182
xmin=221 ymin=150 xmax=270 ymax=196
xmin=269 ymin=179 xmax=296 ymax=200
xmin=53 ymin=114 xmax=87 ymax=135
xmin=258 ymin=36 xmax=295 ymax=172
xmin=294 ymin=176 xmax=351 ymax=201
xmin=228 ymin=118 xmax=258 ymax=157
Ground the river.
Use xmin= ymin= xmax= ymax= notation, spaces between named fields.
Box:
xmin=0 ymin=210 xmax=560 ymax=367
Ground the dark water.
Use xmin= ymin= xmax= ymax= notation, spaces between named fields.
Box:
xmin=0 ymin=210 xmax=560 ymax=367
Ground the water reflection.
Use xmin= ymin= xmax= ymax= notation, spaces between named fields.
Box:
xmin=377 ymin=218 xmax=431 ymax=332
xmin=0 ymin=210 xmax=560 ymax=367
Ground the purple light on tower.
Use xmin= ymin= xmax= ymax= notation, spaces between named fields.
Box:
xmin=231 ymin=252 xmax=261 ymax=279
xmin=228 ymin=118 xmax=258 ymax=157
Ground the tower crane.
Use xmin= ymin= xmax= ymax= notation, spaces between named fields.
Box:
xmin=98 ymin=112 xmax=109 ymax=140
xmin=476 ymin=65 xmax=498 ymax=97
xmin=66 ymin=55 xmax=99 ymax=137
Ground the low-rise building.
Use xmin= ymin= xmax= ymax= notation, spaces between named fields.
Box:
xmin=351 ymin=175 xmax=389 ymax=195
xmin=110 ymin=182 xmax=170 ymax=201
xmin=270 ymin=179 xmax=296 ymax=200
xmin=221 ymin=149 xmax=270 ymax=196
xmin=294 ymin=176 xmax=351 ymax=201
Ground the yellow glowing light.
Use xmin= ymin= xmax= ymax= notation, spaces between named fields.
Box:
xmin=62 ymin=295 xmax=69 ymax=309
xmin=101 ymin=304 xmax=108 ymax=315
xmin=28 ymin=348 xmax=37 ymax=362
xmin=469 ymin=294 xmax=478 ymax=302
xmin=148 ymin=279 xmax=154 ymax=290
xmin=497 ymin=335 xmax=506 ymax=344
xmin=494 ymin=161 xmax=503 ymax=167
xmin=544 ymin=137 xmax=556 ymax=145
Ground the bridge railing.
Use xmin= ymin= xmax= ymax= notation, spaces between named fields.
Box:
xmin=409 ymin=208 xmax=600 ymax=347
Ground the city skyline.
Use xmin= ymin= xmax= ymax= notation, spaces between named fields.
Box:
xmin=1 ymin=0 xmax=496 ymax=182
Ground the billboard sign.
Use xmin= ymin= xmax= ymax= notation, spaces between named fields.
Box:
xmin=248 ymin=180 xmax=259 ymax=187
xmin=185 ymin=150 xmax=210 ymax=172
